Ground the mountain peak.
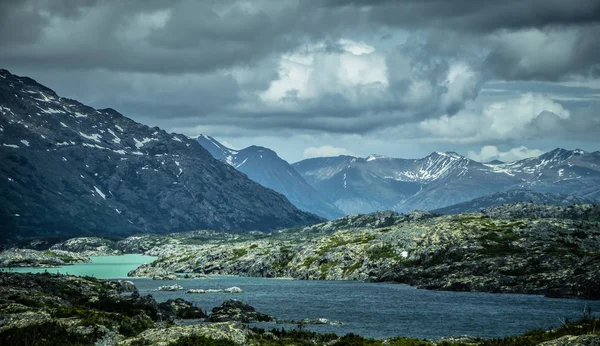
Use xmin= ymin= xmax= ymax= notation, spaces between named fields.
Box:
xmin=365 ymin=154 xmax=389 ymax=162
xmin=429 ymin=151 xmax=464 ymax=160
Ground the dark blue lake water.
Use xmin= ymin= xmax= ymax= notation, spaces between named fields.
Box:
xmin=11 ymin=256 xmax=598 ymax=339
xmin=129 ymin=276 xmax=600 ymax=340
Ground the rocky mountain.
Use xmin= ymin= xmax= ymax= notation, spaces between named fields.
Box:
xmin=0 ymin=69 xmax=321 ymax=243
xmin=293 ymin=149 xmax=600 ymax=214
xmin=196 ymin=135 xmax=344 ymax=220
xmin=434 ymin=190 xmax=596 ymax=214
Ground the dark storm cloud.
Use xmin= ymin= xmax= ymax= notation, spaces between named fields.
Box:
xmin=326 ymin=0 xmax=600 ymax=82
xmin=0 ymin=0 xmax=362 ymax=74
xmin=326 ymin=0 xmax=600 ymax=32
xmin=0 ymin=0 xmax=599 ymax=149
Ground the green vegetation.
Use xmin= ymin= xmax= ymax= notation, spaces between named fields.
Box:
xmin=167 ymin=335 xmax=237 ymax=346
xmin=367 ymin=244 xmax=398 ymax=261
xmin=319 ymin=260 xmax=340 ymax=279
xmin=342 ymin=260 xmax=363 ymax=275
xmin=302 ymin=256 xmax=317 ymax=267
xmin=316 ymin=234 xmax=376 ymax=255
xmin=475 ymin=313 xmax=599 ymax=346
xmin=231 ymin=248 xmax=248 ymax=259
xmin=0 ymin=321 xmax=96 ymax=346
xmin=53 ymin=305 xmax=154 ymax=337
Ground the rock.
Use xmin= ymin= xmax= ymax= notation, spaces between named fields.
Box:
xmin=111 ymin=280 xmax=138 ymax=294
xmin=158 ymin=298 xmax=206 ymax=319
xmin=49 ymin=237 xmax=122 ymax=256
xmin=224 ymin=287 xmax=243 ymax=293
xmin=186 ymin=287 xmax=243 ymax=294
xmin=153 ymin=273 xmax=178 ymax=280
xmin=277 ymin=318 xmax=343 ymax=325
xmin=157 ymin=284 xmax=183 ymax=291
xmin=538 ymin=335 xmax=600 ymax=346
xmin=120 ymin=322 xmax=248 ymax=346
xmin=207 ymin=300 xmax=275 ymax=323
xmin=187 ymin=289 xmax=206 ymax=294
xmin=0 ymin=248 xmax=89 ymax=267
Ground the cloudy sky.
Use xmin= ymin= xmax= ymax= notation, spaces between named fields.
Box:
xmin=1 ymin=0 xmax=599 ymax=163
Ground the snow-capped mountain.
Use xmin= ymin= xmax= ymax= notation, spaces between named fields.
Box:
xmin=197 ymin=135 xmax=345 ymax=220
xmin=293 ymin=149 xmax=600 ymax=214
xmin=433 ymin=190 xmax=596 ymax=215
xmin=0 ymin=69 xmax=322 ymax=243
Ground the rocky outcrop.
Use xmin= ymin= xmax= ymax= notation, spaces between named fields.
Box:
xmin=49 ymin=237 xmax=121 ymax=256
xmin=128 ymin=206 xmax=600 ymax=299
xmin=120 ymin=322 xmax=248 ymax=346
xmin=157 ymin=284 xmax=183 ymax=291
xmin=158 ymin=298 xmax=206 ymax=319
xmin=0 ymin=272 xmax=248 ymax=345
xmin=538 ymin=335 xmax=600 ymax=346
xmin=187 ymin=287 xmax=243 ymax=294
xmin=207 ymin=300 xmax=275 ymax=323
xmin=0 ymin=248 xmax=89 ymax=267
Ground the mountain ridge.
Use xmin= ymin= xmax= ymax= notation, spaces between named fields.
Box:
xmin=0 ymin=69 xmax=322 ymax=243
xmin=292 ymin=148 xmax=600 ymax=214
xmin=196 ymin=135 xmax=345 ymax=220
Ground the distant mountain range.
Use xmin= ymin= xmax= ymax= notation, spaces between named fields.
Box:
xmin=433 ymin=190 xmax=596 ymax=215
xmin=196 ymin=133 xmax=599 ymax=216
xmin=292 ymin=149 xmax=600 ymax=214
xmin=0 ymin=69 xmax=321 ymax=243
xmin=196 ymin=135 xmax=344 ymax=220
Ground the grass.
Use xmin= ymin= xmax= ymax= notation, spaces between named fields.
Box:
xmin=231 ymin=248 xmax=248 ymax=259
xmin=319 ymin=261 xmax=340 ymax=279
xmin=367 ymin=244 xmax=398 ymax=261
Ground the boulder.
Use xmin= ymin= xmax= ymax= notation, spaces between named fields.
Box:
xmin=207 ymin=300 xmax=275 ymax=323
xmin=158 ymin=298 xmax=206 ymax=319
xmin=157 ymin=284 xmax=183 ymax=291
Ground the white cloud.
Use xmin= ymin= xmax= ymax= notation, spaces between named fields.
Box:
xmin=467 ymin=145 xmax=544 ymax=162
xmin=419 ymin=93 xmax=570 ymax=143
xmin=260 ymin=39 xmax=388 ymax=106
xmin=440 ymin=62 xmax=480 ymax=113
xmin=303 ymin=145 xmax=353 ymax=159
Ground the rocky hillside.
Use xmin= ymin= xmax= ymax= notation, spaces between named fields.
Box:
xmin=197 ymin=135 xmax=344 ymax=220
xmin=434 ymin=190 xmax=595 ymax=214
xmin=292 ymin=149 xmax=600 ymax=214
xmin=129 ymin=204 xmax=600 ymax=299
xmin=0 ymin=69 xmax=321 ymax=243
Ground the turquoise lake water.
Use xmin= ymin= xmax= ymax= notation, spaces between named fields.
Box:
xmin=8 ymin=255 xmax=600 ymax=339
xmin=5 ymin=254 xmax=156 ymax=278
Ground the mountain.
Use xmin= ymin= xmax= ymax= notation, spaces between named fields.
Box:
xmin=197 ymin=135 xmax=345 ymax=220
xmin=0 ymin=69 xmax=322 ymax=243
xmin=433 ymin=189 xmax=596 ymax=214
xmin=293 ymin=150 xmax=600 ymax=214
xmin=490 ymin=148 xmax=600 ymax=199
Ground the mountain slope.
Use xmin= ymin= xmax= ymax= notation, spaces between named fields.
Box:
xmin=0 ymin=69 xmax=321 ymax=243
xmin=293 ymin=150 xmax=600 ymax=214
xmin=433 ymin=190 xmax=596 ymax=214
xmin=197 ymin=135 xmax=344 ymax=219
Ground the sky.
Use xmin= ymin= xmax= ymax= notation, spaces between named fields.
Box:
xmin=1 ymin=0 xmax=599 ymax=163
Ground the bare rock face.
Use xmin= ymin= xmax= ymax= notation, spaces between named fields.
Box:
xmin=0 ymin=69 xmax=322 ymax=244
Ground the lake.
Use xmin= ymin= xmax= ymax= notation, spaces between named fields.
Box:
xmin=130 ymin=276 xmax=600 ymax=339
xmin=5 ymin=254 xmax=156 ymax=278
xmin=9 ymin=255 xmax=600 ymax=339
